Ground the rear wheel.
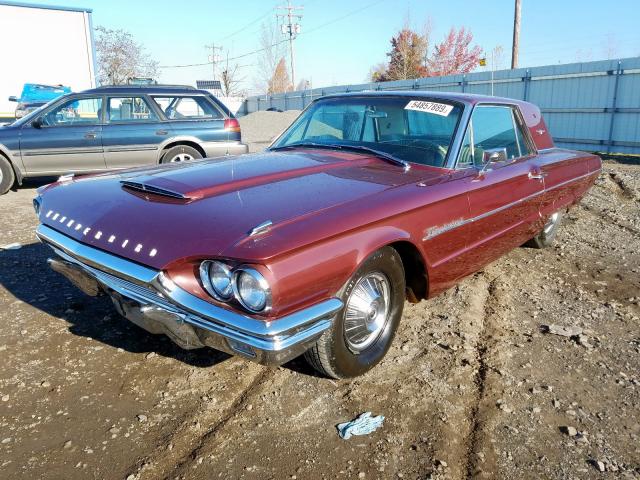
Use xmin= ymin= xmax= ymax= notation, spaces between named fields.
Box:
xmin=0 ymin=155 xmax=15 ymax=195
xmin=526 ymin=211 xmax=563 ymax=248
xmin=304 ymin=246 xmax=405 ymax=378
xmin=160 ymin=145 xmax=203 ymax=164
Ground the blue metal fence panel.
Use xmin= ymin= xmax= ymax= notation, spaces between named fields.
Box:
xmin=240 ymin=57 xmax=640 ymax=154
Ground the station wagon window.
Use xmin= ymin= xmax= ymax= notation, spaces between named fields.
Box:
xmin=151 ymin=96 xmax=222 ymax=120
xmin=273 ymin=97 xmax=463 ymax=167
xmin=457 ymin=105 xmax=533 ymax=168
xmin=41 ymin=97 xmax=102 ymax=126
xmin=108 ymin=97 xmax=158 ymax=122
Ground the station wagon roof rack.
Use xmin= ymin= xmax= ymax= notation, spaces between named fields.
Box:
xmin=91 ymin=84 xmax=196 ymax=90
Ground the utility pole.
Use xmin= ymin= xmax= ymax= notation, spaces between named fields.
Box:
xmin=511 ymin=0 xmax=521 ymax=69
xmin=277 ymin=0 xmax=303 ymax=88
xmin=204 ymin=42 xmax=223 ymax=80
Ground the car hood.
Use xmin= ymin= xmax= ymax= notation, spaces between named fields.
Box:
xmin=38 ymin=150 xmax=447 ymax=269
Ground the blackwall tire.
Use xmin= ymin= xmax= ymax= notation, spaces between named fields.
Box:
xmin=0 ymin=155 xmax=15 ymax=195
xmin=304 ymin=246 xmax=405 ymax=379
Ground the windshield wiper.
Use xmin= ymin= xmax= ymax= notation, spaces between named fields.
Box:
xmin=270 ymin=142 xmax=410 ymax=171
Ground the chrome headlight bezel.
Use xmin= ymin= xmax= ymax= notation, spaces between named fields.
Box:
xmin=231 ymin=266 xmax=272 ymax=314
xmin=199 ymin=260 xmax=234 ymax=302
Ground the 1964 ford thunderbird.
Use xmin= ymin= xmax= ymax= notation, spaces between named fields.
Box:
xmin=33 ymin=92 xmax=601 ymax=378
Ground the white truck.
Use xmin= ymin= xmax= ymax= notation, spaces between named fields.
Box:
xmin=0 ymin=1 xmax=97 ymax=120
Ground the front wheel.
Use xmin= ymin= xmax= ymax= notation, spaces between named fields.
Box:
xmin=304 ymin=246 xmax=405 ymax=378
xmin=526 ymin=211 xmax=563 ymax=248
xmin=160 ymin=145 xmax=203 ymax=164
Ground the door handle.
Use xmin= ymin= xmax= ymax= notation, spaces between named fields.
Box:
xmin=156 ymin=129 xmax=169 ymax=136
xmin=84 ymin=132 xmax=97 ymax=139
xmin=528 ymin=171 xmax=547 ymax=180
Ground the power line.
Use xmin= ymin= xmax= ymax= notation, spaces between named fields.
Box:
xmin=219 ymin=4 xmax=276 ymax=42
xmin=299 ymin=0 xmax=385 ymax=36
xmin=158 ymin=0 xmax=386 ymax=70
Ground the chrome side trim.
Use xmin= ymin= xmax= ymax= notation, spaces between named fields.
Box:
xmin=422 ymin=171 xmax=597 ymax=240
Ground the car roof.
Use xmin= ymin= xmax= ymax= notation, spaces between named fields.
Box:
xmin=80 ymin=85 xmax=209 ymax=96
xmin=319 ymin=90 xmax=525 ymax=106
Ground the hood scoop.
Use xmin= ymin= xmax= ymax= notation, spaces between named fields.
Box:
xmin=121 ymin=180 xmax=188 ymax=200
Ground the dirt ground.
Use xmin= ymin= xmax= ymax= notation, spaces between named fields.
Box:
xmin=0 ymin=149 xmax=639 ymax=479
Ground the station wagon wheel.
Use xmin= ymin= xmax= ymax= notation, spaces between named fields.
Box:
xmin=160 ymin=145 xmax=203 ymax=164
xmin=0 ymin=155 xmax=15 ymax=196
xmin=304 ymin=246 xmax=405 ymax=379
xmin=526 ymin=210 xmax=563 ymax=249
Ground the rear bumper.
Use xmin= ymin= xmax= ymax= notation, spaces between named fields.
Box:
xmin=202 ymin=141 xmax=248 ymax=157
xmin=36 ymin=224 xmax=342 ymax=365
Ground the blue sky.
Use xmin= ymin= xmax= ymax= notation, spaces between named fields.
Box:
xmin=27 ymin=0 xmax=640 ymax=93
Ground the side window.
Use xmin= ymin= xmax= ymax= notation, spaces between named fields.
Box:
xmin=108 ymin=97 xmax=157 ymax=122
xmin=151 ymin=96 xmax=222 ymax=120
xmin=457 ymin=105 xmax=532 ymax=167
xmin=42 ymin=97 xmax=102 ymax=126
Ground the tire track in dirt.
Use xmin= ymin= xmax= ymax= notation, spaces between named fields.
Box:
xmin=124 ymin=364 xmax=271 ymax=480
xmin=163 ymin=367 xmax=274 ymax=479
xmin=463 ymin=271 xmax=507 ymax=479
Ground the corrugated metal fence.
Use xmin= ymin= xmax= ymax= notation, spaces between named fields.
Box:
xmin=240 ymin=57 xmax=640 ymax=155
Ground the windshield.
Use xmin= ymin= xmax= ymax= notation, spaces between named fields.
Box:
xmin=271 ymin=96 xmax=463 ymax=167
xmin=10 ymin=96 xmax=67 ymax=127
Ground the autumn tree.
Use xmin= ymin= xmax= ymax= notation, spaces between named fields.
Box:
xmin=374 ymin=29 xmax=427 ymax=81
xmin=427 ymin=27 xmax=482 ymax=77
xmin=268 ymin=58 xmax=292 ymax=94
xmin=95 ymin=26 xmax=159 ymax=85
xmin=370 ymin=24 xmax=482 ymax=82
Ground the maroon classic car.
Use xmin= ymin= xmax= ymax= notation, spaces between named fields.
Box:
xmin=33 ymin=92 xmax=601 ymax=378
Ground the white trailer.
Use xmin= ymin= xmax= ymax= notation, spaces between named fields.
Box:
xmin=0 ymin=1 xmax=96 ymax=119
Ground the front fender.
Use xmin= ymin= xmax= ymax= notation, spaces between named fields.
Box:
xmin=266 ymin=225 xmax=416 ymax=316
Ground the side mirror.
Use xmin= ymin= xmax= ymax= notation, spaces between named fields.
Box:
xmin=478 ymin=148 xmax=508 ymax=175
xmin=8 ymin=96 xmax=18 ymax=102
xmin=31 ymin=118 xmax=43 ymax=129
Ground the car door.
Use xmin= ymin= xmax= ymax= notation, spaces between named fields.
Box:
xmin=455 ymin=104 xmax=544 ymax=274
xmin=19 ymin=96 xmax=105 ymax=174
xmin=103 ymin=95 xmax=169 ymax=169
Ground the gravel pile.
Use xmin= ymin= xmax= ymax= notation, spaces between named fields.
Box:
xmin=238 ymin=110 xmax=301 ymax=152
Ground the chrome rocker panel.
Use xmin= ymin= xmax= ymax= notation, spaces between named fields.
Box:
xmin=36 ymin=224 xmax=343 ymax=365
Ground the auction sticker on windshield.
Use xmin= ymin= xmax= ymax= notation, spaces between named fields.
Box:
xmin=404 ymin=100 xmax=453 ymax=116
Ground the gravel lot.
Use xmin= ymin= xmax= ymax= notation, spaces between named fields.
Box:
xmin=0 ymin=114 xmax=639 ymax=479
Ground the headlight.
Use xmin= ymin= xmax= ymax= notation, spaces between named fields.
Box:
xmin=232 ymin=267 xmax=271 ymax=313
xmin=199 ymin=260 xmax=233 ymax=301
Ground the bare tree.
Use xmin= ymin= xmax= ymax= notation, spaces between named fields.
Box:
xmin=295 ymin=78 xmax=310 ymax=91
xmin=95 ymin=26 xmax=159 ymax=85
xmin=255 ymin=20 xmax=287 ymax=94
xmin=220 ymin=52 xmax=245 ymax=97
xmin=602 ymin=33 xmax=619 ymax=60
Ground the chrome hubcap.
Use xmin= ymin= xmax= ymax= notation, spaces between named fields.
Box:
xmin=170 ymin=153 xmax=193 ymax=163
xmin=344 ymin=272 xmax=391 ymax=353
xmin=543 ymin=212 xmax=560 ymax=235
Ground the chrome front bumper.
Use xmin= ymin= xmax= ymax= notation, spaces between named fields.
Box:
xmin=36 ymin=224 xmax=342 ymax=365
